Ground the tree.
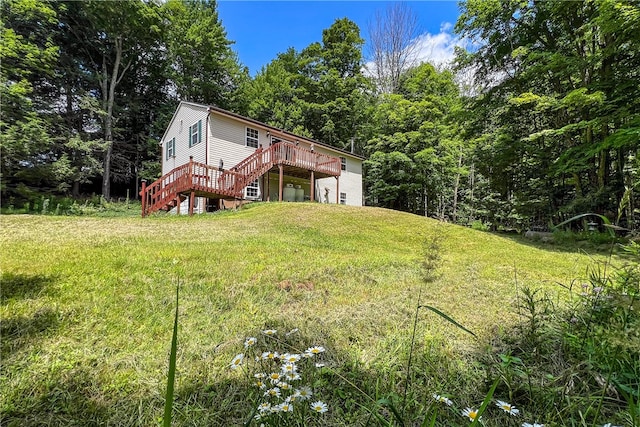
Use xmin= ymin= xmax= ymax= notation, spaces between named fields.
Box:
xmin=456 ymin=0 xmax=640 ymax=227
xmin=163 ymin=0 xmax=249 ymax=112
xmin=367 ymin=2 xmax=420 ymax=94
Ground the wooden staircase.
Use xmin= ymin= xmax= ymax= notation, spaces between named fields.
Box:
xmin=140 ymin=142 xmax=341 ymax=217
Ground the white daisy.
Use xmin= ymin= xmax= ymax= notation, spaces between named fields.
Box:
xmin=296 ymin=386 xmax=313 ymax=400
xmin=278 ymin=401 xmax=293 ymax=413
xmin=522 ymin=423 xmax=544 ymax=427
xmin=257 ymin=402 xmax=271 ymax=413
xmin=244 ymin=337 xmax=257 ymax=348
xmin=310 ymin=401 xmax=328 ymax=413
xmin=261 ymin=351 xmax=279 ymax=361
xmin=496 ymin=399 xmax=519 ymax=415
xmin=281 ymin=353 xmax=301 ymax=363
xmin=285 ymin=372 xmax=301 ymax=381
xmin=281 ymin=362 xmax=297 ymax=374
xmin=432 ymin=393 xmax=453 ymax=406
xmin=230 ymin=353 xmax=244 ymax=370
xmin=462 ymin=407 xmax=481 ymax=422
xmin=262 ymin=329 xmax=277 ymax=336
xmin=268 ymin=372 xmax=282 ymax=383
xmin=264 ymin=387 xmax=281 ymax=398
xmin=305 ymin=346 xmax=325 ymax=356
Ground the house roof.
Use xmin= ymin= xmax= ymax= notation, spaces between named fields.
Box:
xmin=163 ymin=101 xmax=364 ymax=160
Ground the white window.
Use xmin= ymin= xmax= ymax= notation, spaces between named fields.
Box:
xmin=340 ymin=192 xmax=347 ymax=205
xmin=189 ymin=120 xmax=201 ymax=147
xmin=340 ymin=157 xmax=347 ymax=171
xmin=165 ymin=137 xmax=175 ymax=160
xmin=246 ymin=127 xmax=259 ymax=148
xmin=245 ymin=179 xmax=259 ymax=199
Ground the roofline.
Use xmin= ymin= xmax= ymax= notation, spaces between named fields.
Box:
xmin=176 ymin=101 xmax=364 ymax=160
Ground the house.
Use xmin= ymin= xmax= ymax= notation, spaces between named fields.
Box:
xmin=140 ymin=101 xmax=363 ymax=216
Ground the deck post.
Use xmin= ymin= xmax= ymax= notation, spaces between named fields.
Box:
xmin=140 ymin=180 xmax=147 ymax=217
xmin=189 ymin=191 xmax=195 ymax=215
xmin=278 ymin=164 xmax=283 ymax=202
xmin=336 ymin=176 xmax=339 ymax=204
xmin=310 ymin=171 xmax=315 ymax=202
xmin=176 ymin=196 xmax=181 ymax=215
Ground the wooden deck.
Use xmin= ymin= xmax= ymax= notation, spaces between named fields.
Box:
xmin=141 ymin=142 xmax=341 ymax=216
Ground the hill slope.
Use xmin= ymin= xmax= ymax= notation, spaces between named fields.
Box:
xmin=0 ymin=203 xmax=613 ymax=425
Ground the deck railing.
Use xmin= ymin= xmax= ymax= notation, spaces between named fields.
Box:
xmin=141 ymin=142 xmax=341 ymax=216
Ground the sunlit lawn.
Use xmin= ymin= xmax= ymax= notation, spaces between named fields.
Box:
xmin=0 ymin=203 xmax=619 ymax=425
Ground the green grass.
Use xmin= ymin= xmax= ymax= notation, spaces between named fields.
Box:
xmin=0 ymin=203 xmax=625 ymax=426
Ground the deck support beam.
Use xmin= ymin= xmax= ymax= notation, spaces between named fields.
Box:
xmin=310 ymin=171 xmax=315 ymax=202
xmin=336 ymin=176 xmax=339 ymax=204
xmin=189 ymin=191 xmax=195 ymax=215
xmin=278 ymin=165 xmax=283 ymax=202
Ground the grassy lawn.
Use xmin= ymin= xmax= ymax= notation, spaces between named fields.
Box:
xmin=0 ymin=203 xmax=623 ymax=426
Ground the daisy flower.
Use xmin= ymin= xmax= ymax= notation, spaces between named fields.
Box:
xmin=264 ymin=387 xmax=281 ymax=398
xmin=496 ymin=400 xmax=520 ymax=415
xmin=433 ymin=393 xmax=453 ymax=406
xmin=296 ymin=386 xmax=313 ymax=400
xmin=268 ymin=372 xmax=282 ymax=383
xmin=255 ymin=380 xmax=266 ymax=389
xmin=310 ymin=401 xmax=328 ymax=413
xmin=315 ymin=363 xmax=325 ymax=368
xmin=285 ymin=372 xmax=301 ymax=381
xmin=522 ymin=423 xmax=544 ymax=427
xmin=261 ymin=351 xmax=279 ymax=361
xmin=278 ymin=402 xmax=293 ymax=413
xmin=281 ymin=353 xmax=301 ymax=363
xmin=230 ymin=353 xmax=244 ymax=370
xmin=277 ymin=381 xmax=291 ymax=390
xmin=462 ymin=407 xmax=481 ymax=422
xmin=257 ymin=402 xmax=271 ymax=413
xmin=244 ymin=337 xmax=257 ymax=348
xmin=262 ymin=329 xmax=277 ymax=336
xmin=281 ymin=362 xmax=297 ymax=374
xmin=254 ymin=373 xmax=266 ymax=379
xmin=305 ymin=346 xmax=325 ymax=356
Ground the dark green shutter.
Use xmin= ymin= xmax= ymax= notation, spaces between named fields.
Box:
xmin=198 ymin=120 xmax=202 ymax=144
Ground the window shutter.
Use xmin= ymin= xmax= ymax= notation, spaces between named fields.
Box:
xmin=198 ymin=120 xmax=202 ymax=144
xmin=166 ymin=141 xmax=170 ymax=160
xmin=171 ymin=138 xmax=175 ymax=157
xmin=188 ymin=124 xmax=192 ymax=147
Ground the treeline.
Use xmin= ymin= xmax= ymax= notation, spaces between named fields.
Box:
xmin=2 ymin=0 xmax=638 ymax=229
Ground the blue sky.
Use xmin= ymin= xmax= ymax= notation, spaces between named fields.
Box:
xmin=217 ymin=1 xmax=464 ymax=75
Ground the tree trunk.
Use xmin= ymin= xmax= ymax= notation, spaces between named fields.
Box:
xmin=452 ymin=151 xmax=463 ymax=223
xmin=101 ymin=36 xmax=124 ymax=200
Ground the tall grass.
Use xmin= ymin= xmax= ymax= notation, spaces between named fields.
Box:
xmin=0 ymin=203 xmax=632 ymax=425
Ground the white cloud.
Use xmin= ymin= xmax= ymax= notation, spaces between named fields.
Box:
xmin=410 ymin=21 xmax=471 ymax=68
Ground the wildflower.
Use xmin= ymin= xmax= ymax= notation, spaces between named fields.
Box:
xmin=296 ymin=386 xmax=313 ymax=400
xmin=257 ymin=402 xmax=271 ymax=413
xmin=264 ymin=387 xmax=281 ymax=398
xmin=602 ymin=424 xmax=621 ymax=427
xmin=268 ymin=372 xmax=282 ymax=383
xmin=593 ymin=286 xmax=603 ymax=294
xmin=315 ymin=363 xmax=325 ymax=368
xmin=276 ymin=381 xmax=291 ymax=390
xmin=261 ymin=351 xmax=279 ymax=361
xmin=462 ymin=407 xmax=481 ymax=422
xmin=255 ymin=379 xmax=266 ymax=389
xmin=230 ymin=353 xmax=244 ymax=370
xmin=305 ymin=346 xmax=325 ymax=356
xmin=310 ymin=401 xmax=328 ymax=413
xmin=433 ymin=393 xmax=453 ymax=406
xmin=281 ymin=362 xmax=297 ymax=374
xmin=285 ymin=372 xmax=301 ymax=381
xmin=278 ymin=401 xmax=294 ymax=413
xmin=254 ymin=373 xmax=266 ymax=379
xmin=522 ymin=423 xmax=544 ymax=427
xmin=281 ymin=353 xmax=301 ymax=363
xmin=244 ymin=337 xmax=257 ymax=348
xmin=496 ymin=400 xmax=519 ymax=415
xmin=262 ymin=329 xmax=277 ymax=336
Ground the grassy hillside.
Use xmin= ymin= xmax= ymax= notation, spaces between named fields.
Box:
xmin=0 ymin=203 xmax=623 ymax=426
